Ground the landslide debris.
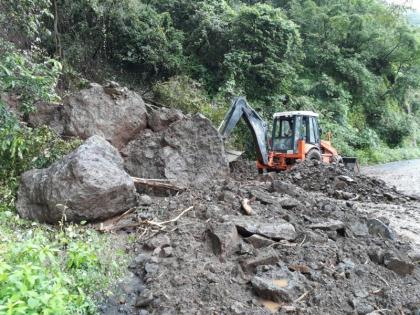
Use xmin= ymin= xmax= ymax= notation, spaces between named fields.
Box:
xmin=101 ymin=165 xmax=420 ymax=315
xmin=16 ymin=136 xmax=137 ymax=223
xmin=276 ymin=160 xmax=409 ymax=203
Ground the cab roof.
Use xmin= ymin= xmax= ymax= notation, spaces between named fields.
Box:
xmin=273 ymin=110 xmax=319 ymax=118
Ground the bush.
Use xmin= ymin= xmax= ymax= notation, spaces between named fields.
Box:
xmin=0 ymin=106 xmax=80 ymax=181
xmin=153 ymin=75 xmax=228 ymax=125
xmin=0 ymin=230 xmax=92 ymax=314
xmin=0 ymin=46 xmax=61 ymax=114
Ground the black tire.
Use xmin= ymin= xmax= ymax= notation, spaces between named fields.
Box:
xmin=306 ymin=149 xmax=322 ymax=161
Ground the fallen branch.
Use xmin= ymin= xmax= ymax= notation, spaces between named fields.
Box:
xmin=241 ymin=198 xmax=253 ymax=215
xmin=132 ymin=177 xmax=185 ymax=191
xmin=105 ymin=206 xmax=194 ymax=232
xmin=151 ymin=206 xmax=194 ymax=226
xmin=98 ymin=207 xmax=136 ymax=232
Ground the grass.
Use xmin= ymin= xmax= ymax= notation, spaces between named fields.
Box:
xmin=356 ymin=146 xmax=420 ymax=165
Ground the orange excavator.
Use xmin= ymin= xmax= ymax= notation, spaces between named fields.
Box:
xmin=219 ymin=97 xmax=357 ymax=173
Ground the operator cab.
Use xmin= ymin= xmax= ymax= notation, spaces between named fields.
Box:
xmin=271 ymin=111 xmax=320 ymax=154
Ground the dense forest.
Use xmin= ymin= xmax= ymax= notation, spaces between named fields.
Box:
xmin=1 ymin=1 xmax=420 ymax=312
xmin=1 ymin=0 xmax=420 ymax=161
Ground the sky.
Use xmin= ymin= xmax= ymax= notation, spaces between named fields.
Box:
xmin=387 ymin=0 xmax=420 ymax=11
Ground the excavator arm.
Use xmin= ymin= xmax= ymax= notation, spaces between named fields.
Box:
xmin=218 ymin=97 xmax=269 ymax=165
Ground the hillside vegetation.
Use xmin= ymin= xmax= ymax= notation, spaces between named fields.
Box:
xmin=2 ymin=0 xmax=420 ymax=162
xmin=0 ymin=1 xmax=420 ymax=313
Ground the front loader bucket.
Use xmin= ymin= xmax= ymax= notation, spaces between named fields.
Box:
xmin=342 ymin=157 xmax=359 ymax=173
xmin=226 ymin=149 xmax=244 ymax=163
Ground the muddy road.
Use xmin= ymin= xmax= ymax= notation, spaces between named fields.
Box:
xmin=362 ymin=159 xmax=420 ymax=198
xmin=362 ymin=159 xmax=420 ymax=253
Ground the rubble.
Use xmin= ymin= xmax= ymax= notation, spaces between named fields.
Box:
xmin=100 ymin=161 xmax=420 ymax=315
xmin=16 ymin=136 xmax=137 ymax=223
xmin=276 ymin=160 xmax=408 ymax=203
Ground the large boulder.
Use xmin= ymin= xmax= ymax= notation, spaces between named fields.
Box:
xmin=62 ymin=83 xmax=147 ymax=149
xmin=123 ymin=114 xmax=229 ymax=187
xmin=16 ymin=136 xmax=137 ymax=223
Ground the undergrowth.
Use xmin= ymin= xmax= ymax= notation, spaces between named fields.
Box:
xmin=0 ymin=210 xmax=129 ymax=314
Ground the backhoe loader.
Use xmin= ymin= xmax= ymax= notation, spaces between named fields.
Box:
xmin=219 ymin=97 xmax=357 ymax=173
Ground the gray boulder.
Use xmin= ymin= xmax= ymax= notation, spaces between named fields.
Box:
xmin=123 ymin=114 xmax=229 ymax=187
xmin=62 ymin=83 xmax=147 ymax=149
xmin=16 ymin=136 xmax=137 ymax=223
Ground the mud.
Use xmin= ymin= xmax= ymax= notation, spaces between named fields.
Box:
xmin=100 ymin=162 xmax=420 ymax=315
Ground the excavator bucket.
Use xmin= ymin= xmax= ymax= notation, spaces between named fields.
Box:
xmin=225 ymin=149 xmax=244 ymax=163
xmin=342 ymin=157 xmax=359 ymax=173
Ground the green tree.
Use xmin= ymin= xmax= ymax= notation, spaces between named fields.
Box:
xmin=224 ymin=4 xmax=303 ymax=104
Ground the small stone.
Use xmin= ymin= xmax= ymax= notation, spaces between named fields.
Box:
xmin=245 ymin=234 xmax=275 ymax=249
xmin=144 ymin=234 xmax=171 ymax=250
xmin=130 ymin=254 xmax=150 ymax=268
xmin=383 ymin=192 xmax=396 ymax=201
xmin=135 ymin=289 xmax=154 ymax=307
xmin=161 ymin=246 xmax=173 ymax=258
xmin=383 ymin=252 xmax=415 ymax=276
xmin=351 ymin=299 xmax=374 ymax=315
xmin=139 ymin=194 xmax=153 ymax=206
xmin=408 ymin=250 xmax=420 ymax=263
xmin=278 ymin=197 xmax=300 ymax=209
xmin=152 ymin=247 xmax=162 ymax=256
xmin=219 ymin=191 xmax=237 ymax=203
xmin=240 ymin=251 xmax=280 ymax=273
xmin=251 ymin=276 xmax=293 ymax=303
xmin=230 ymin=301 xmax=245 ymax=315
xmin=288 ymin=264 xmax=310 ymax=274
xmin=207 ymin=222 xmax=239 ymax=256
xmin=308 ymin=219 xmax=345 ymax=231
xmin=337 ymin=175 xmax=354 ymax=183
xmin=367 ymin=219 xmax=395 ymax=240
xmin=350 ymin=222 xmax=369 ymax=237
xmin=144 ymin=263 xmax=159 ymax=276
xmin=368 ymin=248 xmax=385 ymax=265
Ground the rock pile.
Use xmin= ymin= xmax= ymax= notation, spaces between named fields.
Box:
xmin=277 ymin=160 xmax=409 ymax=203
xmin=16 ymin=83 xmax=229 ymax=222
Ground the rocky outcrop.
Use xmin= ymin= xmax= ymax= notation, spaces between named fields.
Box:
xmin=123 ymin=114 xmax=229 ymax=187
xmin=16 ymin=136 xmax=137 ymax=223
xmin=62 ymin=83 xmax=147 ymax=149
